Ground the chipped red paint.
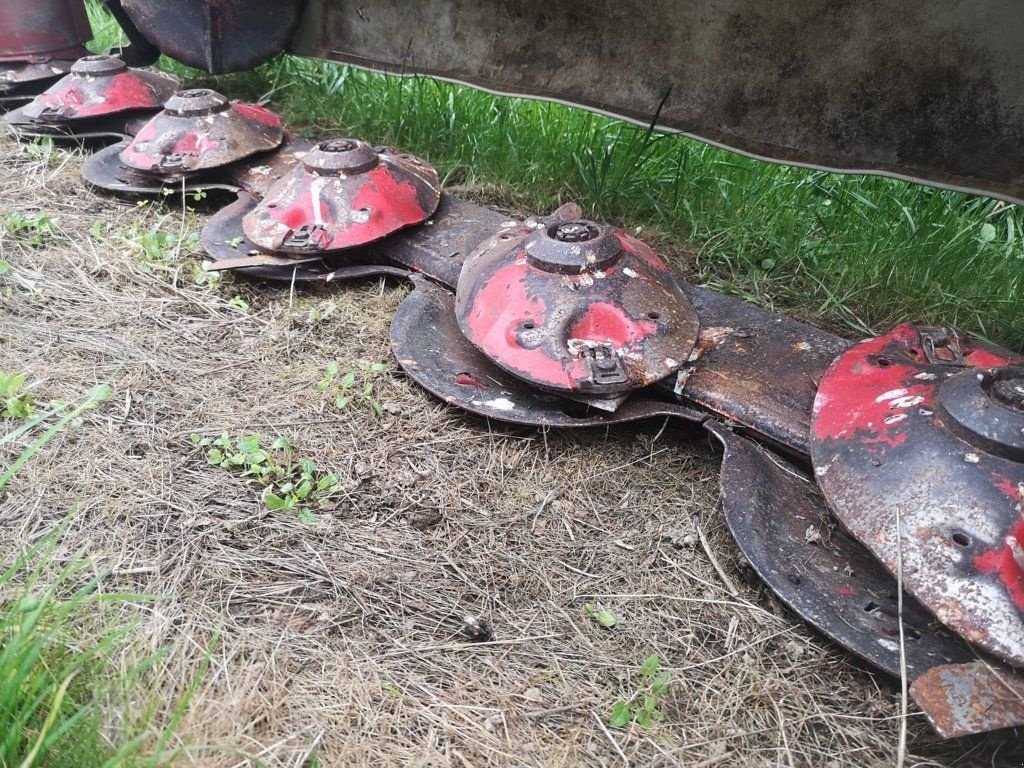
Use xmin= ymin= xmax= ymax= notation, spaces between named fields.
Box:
xmin=569 ymin=302 xmax=658 ymax=347
xmin=811 ymin=323 xmax=1024 ymax=668
xmin=242 ymin=141 xmax=440 ymax=254
xmin=231 ymin=101 xmax=281 ymax=128
xmin=455 ymin=373 xmax=485 ymax=388
xmin=26 ymin=66 xmax=177 ymax=121
xmin=811 ymin=332 xmax=930 ymax=448
xmin=463 ymin=260 xmax=589 ymax=389
xmin=456 ymin=210 xmax=699 ymax=399
xmin=975 ymin=518 xmax=1024 ymax=612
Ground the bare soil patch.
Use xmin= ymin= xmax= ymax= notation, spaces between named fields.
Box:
xmin=0 ymin=133 xmax=1016 ymax=766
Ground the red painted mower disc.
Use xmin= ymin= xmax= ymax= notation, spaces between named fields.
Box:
xmin=454 ymin=214 xmax=699 ymax=399
xmin=810 ymin=323 xmax=1024 ymax=667
xmin=21 ymin=54 xmax=178 ymax=122
xmin=241 ymin=138 xmax=441 ymax=254
xmin=119 ymin=88 xmax=283 ymax=175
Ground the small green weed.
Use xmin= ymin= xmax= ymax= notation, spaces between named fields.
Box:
xmin=609 ymin=654 xmax=672 ymax=730
xmin=584 ymin=602 xmax=617 ymax=628
xmin=0 ymin=372 xmax=35 ymax=419
xmin=308 ymin=301 xmax=339 ymax=323
xmin=191 ymin=433 xmax=340 ymax=524
xmin=1 ymin=211 xmax=59 ymax=247
xmin=318 ymin=361 xmax=389 ymax=417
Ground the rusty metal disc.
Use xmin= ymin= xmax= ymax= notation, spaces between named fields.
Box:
xmin=810 ymin=323 xmax=1024 ymax=668
xmin=706 ymin=420 xmax=1024 ymax=738
xmin=393 ymin=275 xmax=703 ymax=427
xmin=4 ymin=104 xmax=153 ymax=141
xmin=705 ymin=420 xmax=975 ymax=678
xmin=119 ymin=88 xmax=283 ymax=175
xmin=82 ymin=139 xmax=242 ymax=194
xmin=242 ymin=139 xmax=441 ymax=255
xmin=454 ymin=213 xmax=698 ymax=401
xmin=21 ymin=55 xmax=179 ymax=122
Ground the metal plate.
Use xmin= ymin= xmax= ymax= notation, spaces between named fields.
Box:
xmin=242 ymin=139 xmax=440 ymax=254
xmin=910 ymin=660 xmax=1024 ymax=739
xmin=21 ymin=55 xmax=178 ymax=122
xmin=455 ymin=212 xmax=699 ymax=400
xmin=666 ymin=286 xmax=851 ymax=456
xmin=393 ymin=275 xmax=703 ymax=427
xmin=705 ymin=420 xmax=974 ymax=679
xmin=120 ymin=88 xmax=283 ymax=174
xmin=810 ymin=323 xmax=1024 ymax=667
xmin=82 ymin=139 xmax=242 ymax=194
xmin=224 ymin=135 xmax=313 ymax=200
xmin=292 ymin=0 xmax=1024 ymax=205
xmin=120 ymin=0 xmax=305 ymax=74
xmin=0 ymin=0 xmax=91 ymax=62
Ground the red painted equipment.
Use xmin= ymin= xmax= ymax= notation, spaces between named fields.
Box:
xmin=810 ymin=324 xmax=1024 ymax=667
xmin=455 ymin=213 xmax=699 ymax=399
xmin=0 ymin=0 xmax=91 ymax=63
xmin=119 ymin=88 xmax=282 ymax=176
xmin=21 ymin=55 xmax=178 ymax=122
xmin=242 ymin=139 xmax=440 ymax=254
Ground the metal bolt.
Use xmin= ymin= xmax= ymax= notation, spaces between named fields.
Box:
xmin=993 ymin=377 xmax=1024 ymax=411
xmin=554 ymin=222 xmax=598 ymax=243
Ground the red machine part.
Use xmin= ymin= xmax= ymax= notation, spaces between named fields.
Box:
xmin=241 ymin=139 xmax=440 ymax=254
xmin=21 ymin=55 xmax=178 ymax=122
xmin=119 ymin=88 xmax=282 ymax=176
xmin=454 ymin=214 xmax=699 ymax=399
xmin=0 ymin=0 xmax=91 ymax=63
xmin=810 ymin=323 xmax=1024 ymax=667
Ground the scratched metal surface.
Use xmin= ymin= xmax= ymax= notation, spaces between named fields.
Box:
xmin=289 ymin=0 xmax=1024 ymax=204
xmin=393 ymin=275 xmax=705 ymax=428
xmin=20 ymin=55 xmax=178 ymax=122
xmin=810 ymin=324 xmax=1024 ymax=668
xmin=120 ymin=89 xmax=283 ymax=175
xmin=242 ymin=139 xmax=440 ymax=254
xmin=455 ymin=212 xmax=699 ymax=400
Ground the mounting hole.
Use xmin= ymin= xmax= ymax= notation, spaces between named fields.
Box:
xmin=787 ymin=573 xmax=801 ymax=586
xmin=647 ymin=311 xmax=661 ymax=320
xmin=876 ymin=357 xmax=893 ymax=368
xmin=906 ymin=628 xmax=922 ymax=641
xmin=522 ymin=321 xmax=536 ymax=330
xmin=266 ymin=203 xmax=277 ymax=209
xmin=951 ymin=532 xmax=971 ymax=547
xmin=909 ymin=348 xmax=922 ymax=358
xmin=863 ymin=601 xmax=880 ymax=612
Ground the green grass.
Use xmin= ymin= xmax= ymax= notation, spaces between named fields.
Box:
xmin=88 ymin=6 xmax=1023 ymax=351
xmin=0 ymin=385 xmax=208 ymax=767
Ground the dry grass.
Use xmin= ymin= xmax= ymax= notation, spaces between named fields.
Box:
xmin=0 ymin=132 xmax=1018 ymax=767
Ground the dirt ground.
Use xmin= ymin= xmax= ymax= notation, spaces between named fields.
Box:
xmin=0 ymin=131 xmax=1019 ymax=767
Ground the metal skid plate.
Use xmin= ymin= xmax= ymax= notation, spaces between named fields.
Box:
xmin=392 ymin=276 xmax=704 ymax=428
xmin=810 ymin=323 xmax=1024 ymax=667
xmin=0 ymin=0 xmax=91 ymax=62
xmin=20 ymin=55 xmax=178 ymax=122
xmin=706 ymin=420 xmax=1024 ymax=737
xmin=242 ymin=139 xmax=440 ymax=255
xmin=120 ymin=88 xmax=283 ymax=175
xmin=455 ymin=213 xmax=699 ymax=400
xmin=120 ymin=0 xmax=305 ymax=74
